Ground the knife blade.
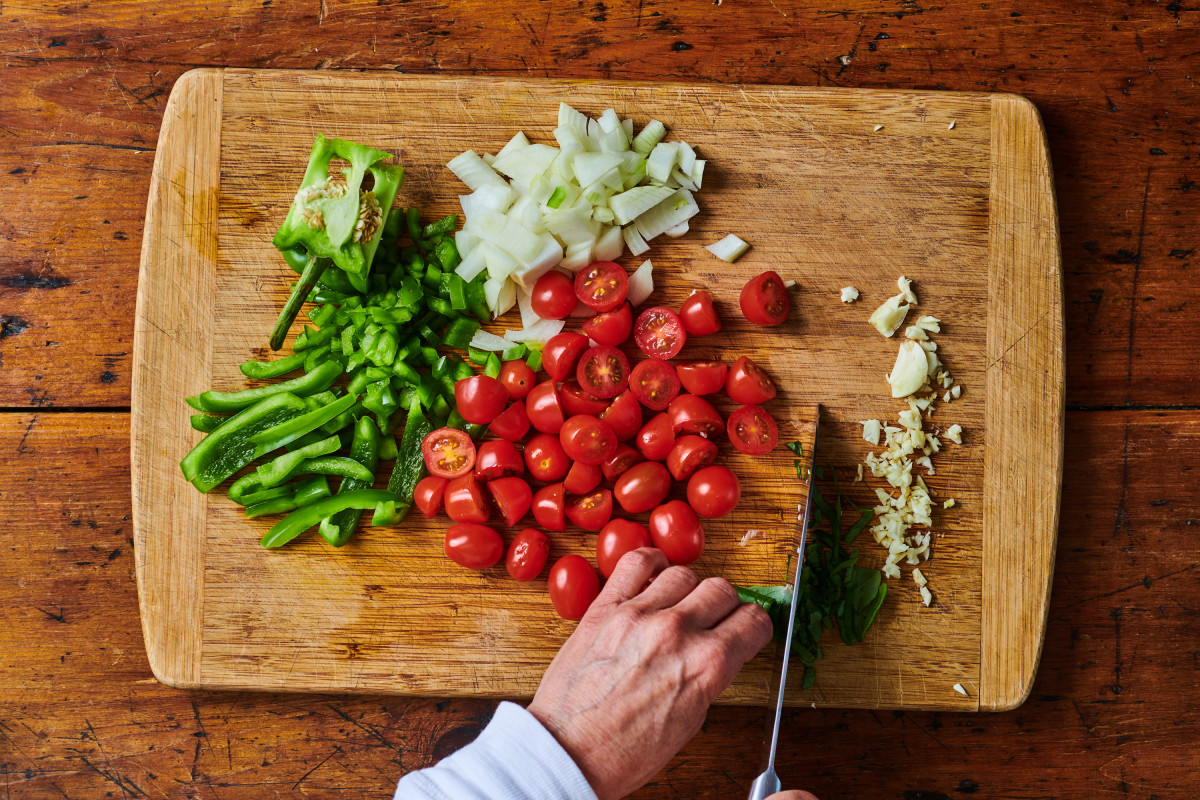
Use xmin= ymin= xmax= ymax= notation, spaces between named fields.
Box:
xmin=747 ymin=415 xmax=820 ymax=800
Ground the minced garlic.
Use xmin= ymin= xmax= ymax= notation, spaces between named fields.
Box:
xmin=868 ymin=294 xmax=911 ymax=337
xmin=841 ymin=286 xmax=860 ymax=302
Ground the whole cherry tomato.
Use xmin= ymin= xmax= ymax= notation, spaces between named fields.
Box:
xmin=635 ymin=412 xmax=676 ymax=461
xmin=542 ymin=332 xmax=589 ymax=382
xmin=675 ymin=360 xmax=728 ymax=396
xmin=548 ymin=555 xmax=601 ymax=620
xmin=559 ymin=415 xmax=619 ymax=466
xmin=628 ymin=358 xmax=681 ymax=411
xmin=740 ymin=270 xmax=791 ymax=327
xmin=667 ymin=394 xmax=724 ymax=437
xmin=679 ymin=290 xmax=722 ymax=336
xmin=506 ymin=528 xmax=551 ymax=582
xmin=524 ymin=433 xmax=570 ymax=482
xmin=666 ymin=435 xmax=719 ymax=481
xmin=531 ymin=270 xmax=578 ymax=319
xmin=487 ymin=476 xmax=533 ymax=527
xmin=532 ymin=482 xmax=567 ymax=531
xmin=498 ymin=359 xmax=537 ymax=400
xmin=575 ymin=261 xmax=628 ymax=313
xmin=648 ymin=500 xmax=705 ymax=565
xmin=634 ymin=306 xmax=686 ymax=359
xmin=526 ymin=380 xmax=565 ymax=434
xmin=600 ymin=389 xmax=643 ymax=441
xmin=582 ymin=301 xmax=633 ymax=346
xmin=454 ymin=375 xmax=509 ymax=424
xmin=577 ymin=345 xmax=631 ymax=399
xmin=413 ymin=475 xmax=447 ymax=518
xmin=596 ymin=519 xmax=652 ymax=578
xmin=444 ymin=474 xmax=491 ymax=524
xmin=489 ymin=401 xmax=531 ymax=442
xmin=445 ymin=523 xmax=504 ymax=570
xmin=725 ymin=355 xmax=778 ymax=405
xmin=422 ymin=428 xmax=476 ymax=479
xmin=473 ymin=439 xmax=524 ymax=481
xmin=613 ymin=461 xmax=672 ymax=514
xmin=686 ymin=465 xmax=741 ymax=518
xmin=566 ymin=488 xmax=613 ymax=531
xmin=727 ymin=405 xmax=779 ymax=455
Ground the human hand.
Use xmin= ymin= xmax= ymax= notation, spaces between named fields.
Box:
xmin=527 ymin=548 xmax=775 ymax=800
xmin=768 ymin=792 xmax=820 ymax=800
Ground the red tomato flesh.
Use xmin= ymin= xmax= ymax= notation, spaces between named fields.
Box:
xmin=740 ymin=270 xmax=791 ymax=327
xmin=444 ymin=474 xmax=491 ymax=524
xmin=560 ymin=380 xmax=611 ymax=417
xmin=473 ymin=439 xmax=524 ymax=481
xmin=634 ymin=306 xmax=686 ymax=360
xmin=565 ymin=488 xmax=613 ymax=531
xmin=600 ymin=389 xmax=643 ymax=441
xmin=414 ymin=475 xmax=447 ymax=518
xmin=676 ymin=360 xmax=728 ymax=396
xmin=577 ymin=345 xmax=631 ymax=399
xmin=600 ymin=443 xmax=644 ymax=483
xmin=558 ymin=415 xmax=619 ymax=466
xmin=727 ymin=405 xmax=779 ymax=455
xmin=725 ymin=355 xmax=778 ymax=405
xmin=487 ymin=476 xmax=533 ymax=527
xmin=666 ymin=434 xmax=719 ymax=482
xmin=628 ymin=358 xmax=681 ymax=411
xmin=542 ymin=332 xmax=589 ymax=382
xmin=582 ymin=301 xmax=633 ymax=346
xmin=575 ymin=261 xmax=628 ymax=313
xmin=667 ymin=394 xmax=724 ymax=437
xmin=422 ymin=428 xmax=477 ymax=479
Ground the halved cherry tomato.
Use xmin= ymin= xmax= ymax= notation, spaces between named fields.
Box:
xmin=676 ymin=360 xmax=728 ymax=396
xmin=548 ymin=555 xmax=601 ymax=620
xmin=666 ymin=435 xmax=719 ymax=481
xmin=414 ymin=475 xmax=447 ymax=518
xmin=454 ymin=375 xmax=508 ymax=424
xmin=526 ymin=380 xmax=565 ymax=434
xmin=444 ymin=473 xmax=491 ymax=524
xmin=532 ymin=482 xmax=566 ymax=531
xmin=559 ymin=415 xmax=618 ymax=466
xmin=422 ymin=428 xmax=477 ymax=479
xmin=600 ymin=443 xmax=644 ymax=482
xmin=564 ymin=460 xmax=603 ymax=495
xmin=740 ymin=270 xmax=791 ymax=327
xmin=648 ymin=500 xmax=705 ymax=565
xmin=725 ymin=355 xmax=777 ymax=405
xmin=600 ymin=389 xmax=643 ymax=441
xmin=727 ymin=405 xmax=779 ymax=455
xmin=490 ymin=401 xmax=531 ymax=442
xmin=596 ymin=519 xmax=652 ymax=578
xmin=474 ymin=439 xmax=524 ymax=481
xmin=575 ymin=261 xmax=628 ymax=312
xmin=566 ymin=488 xmax=613 ymax=531
xmin=542 ymin=332 xmax=589 ymax=382
xmin=487 ymin=476 xmax=533 ymax=527
xmin=560 ymin=380 xmax=611 ymax=417
xmin=531 ymin=270 xmax=578 ymax=320
xmin=686 ymin=465 xmax=741 ymax=518
xmin=506 ymin=528 xmax=551 ymax=582
xmin=577 ymin=345 xmax=630 ymax=399
xmin=582 ymin=301 xmax=633 ymax=346
xmin=635 ymin=412 xmax=676 ymax=461
xmin=445 ymin=523 xmax=504 ymax=570
xmin=524 ymin=433 xmax=570 ymax=482
xmin=667 ymin=394 xmax=724 ymax=437
xmin=498 ymin=359 xmax=537 ymax=400
xmin=679 ymin=290 xmax=722 ymax=336
xmin=613 ymin=461 xmax=672 ymax=514
xmin=634 ymin=306 xmax=686 ymax=360
xmin=628 ymin=358 xmax=681 ymax=411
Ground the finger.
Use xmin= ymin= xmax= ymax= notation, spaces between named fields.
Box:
xmin=709 ymin=601 xmax=776 ymax=670
xmin=629 ymin=564 xmax=700 ymax=610
xmin=671 ymin=576 xmax=743 ymax=630
xmin=766 ymin=792 xmax=820 ymax=800
xmin=595 ymin=547 xmax=668 ymax=605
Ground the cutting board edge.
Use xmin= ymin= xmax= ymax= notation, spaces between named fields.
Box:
xmin=132 ymin=67 xmax=225 ymax=690
xmin=978 ymin=92 xmax=1064 ymax=711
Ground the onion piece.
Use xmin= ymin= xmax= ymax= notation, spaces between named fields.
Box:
xmin=705 ymin=234 xmax=750 ymax=262
xmin=628 ymin=259 xmax=654 ymax=307
xmin=504 ymin=318 xmax=565 ymax=344
xmin=469 ymin=329 xmax=513 ymax=352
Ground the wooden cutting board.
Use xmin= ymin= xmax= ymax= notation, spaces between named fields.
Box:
xmin=132 ymin=69 xmax=1062 ymax=711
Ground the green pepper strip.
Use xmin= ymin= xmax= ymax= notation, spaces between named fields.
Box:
xmin=386 ymin=398 xmax=431 ymax=512
xmin=318 ymin=416 xmax=382 ymax=547
xmin=186 ymin=361 xmax=343 ymax=414
xmin=245 ymin=476 xmax=332 ymax=519
xmin=286 ymin=455 xmax=374 ymax=483
xmin=260 ymin=489 xmax=398 ymax=548
xmin=255 ymin=434 xmax=341 ymax=489
xmin=247 ymin=392 xmax=358 ymax=454
xmin=371 ymin=500 xmax=410 ymax=526
xmin=270 ymin=253 xmax=331 ymax=351
xmin=181 ymin=393 xmax=309 ymax=492
xmin=190 ymin=413 xmax=227 ymax=433
xmin=240 ymin=351 xmax=307 ymax=380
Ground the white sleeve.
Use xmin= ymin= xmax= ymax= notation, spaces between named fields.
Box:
xmin=394 ymin=701 xmax=598 ymax=800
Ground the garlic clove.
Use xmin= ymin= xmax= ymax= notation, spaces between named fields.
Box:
xmin=887 ymin=340 xmax=930 ymax=398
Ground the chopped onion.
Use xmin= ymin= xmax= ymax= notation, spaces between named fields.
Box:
xmin=705 ymin=234 xmax=750 ymax=262
xmin=503 ymin=318 xmax=565 ymax=344
xmin=622 ymin=224 xmax=650 ymax=256
xmin=609 ymin=185 xmax=675 ymax=225
xmin=634 ymin=188 xmax=697 ymax=241
xmin=469 ymin=329 xmax=513 ymax=352
xmin=628 ymin=259 xmax=654 ymax=306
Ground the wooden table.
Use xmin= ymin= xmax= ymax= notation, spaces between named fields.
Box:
xmin=2 ymin=2 xmax=1196 ymax=797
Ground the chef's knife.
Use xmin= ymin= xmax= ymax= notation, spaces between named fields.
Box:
xmin=747 ymin=417 xmax=820 ymax=800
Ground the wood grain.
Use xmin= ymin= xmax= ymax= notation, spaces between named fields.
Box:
xmin=130 ymin=70 xmax=1059 ymax=709
xmin=3 ymin=411 xmax=1196 ymax=798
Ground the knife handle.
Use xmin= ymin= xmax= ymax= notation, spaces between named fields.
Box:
xmin=748 ymin=768 xmax=781 ymax=800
